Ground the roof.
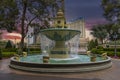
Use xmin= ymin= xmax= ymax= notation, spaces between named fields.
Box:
xmin=68 ymin=17 xmax=84 ymax=23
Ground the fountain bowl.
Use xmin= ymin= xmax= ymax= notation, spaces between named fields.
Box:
xmin=9 ymin=54 xmax=112 ymax=73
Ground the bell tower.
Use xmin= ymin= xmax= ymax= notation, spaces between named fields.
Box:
xmin=53 ymin=0 xmax=66 ymax=28
xmin=54 ymin=9 xmax=66 ymax=28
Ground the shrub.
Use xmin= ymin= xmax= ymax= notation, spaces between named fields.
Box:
xmin=2 ymin=52 xmax=15 ymax=58
xmin=117 ymin=52 xmax=120 ymax=57
xmin=0 ymin=48 xmax=2 ymax=60
xmin=2 ymin=48 xmax=17 ymax=52
xmin=103 ymin=48 xmax=114 ymax=51
xmin=88 ymin=40 xmax=96 ymax=50
xmin=5 ymin=40 xmax=13 ymax=49
xmin=91 ymin=48 xmax=103 ymax=54
xmin=97 ymin=46 xmax=103 ymax=50
xmin=107 ymin=51 xmax=114 ymax=56
xmin=28 ymin=48 xmax=41 ymax=51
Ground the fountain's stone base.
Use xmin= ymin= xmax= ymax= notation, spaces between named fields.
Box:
xmin=50 ymin=48 xmax=69 ymax=58
xmin=9 ymin=56 xmax=112 ymax=73
xmin=50 ymin=41 xmax=69 ymax=58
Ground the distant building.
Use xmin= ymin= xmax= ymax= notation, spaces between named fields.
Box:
xmin=67 ymin=17 xmax=85 ymax=38
xmin=67 ymin=17 xmax=88 ymax=51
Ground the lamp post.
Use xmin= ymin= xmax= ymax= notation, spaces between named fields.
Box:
xmin=110 ymin=29 xmax=120 ymax=58
xmin=27 ymin=33 xmax=33 ymax=54
xmin=113 ymin=32 xmax=117 ymax=58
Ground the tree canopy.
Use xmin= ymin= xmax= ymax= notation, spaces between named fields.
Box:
xmin=0 ymin=0 xmax=62 ymax=50
xmin=101 ymin=0 xmax=120 ymax=23
xmin=91 ymin=24 xmax=107 ymax=44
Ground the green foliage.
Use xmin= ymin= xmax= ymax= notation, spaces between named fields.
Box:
xmin=91 ymin=48 xmax=104 ymax=54
xmin=117 ymin=52 xmax=120 ymax=57
xmin=0 ymin=0 xmax=19 ymax=32
xmin=101 ymin=0 xmax=120 ymax=23
xmin=2 ymin=48 xmax=17 ymax=52
xmin=97 ymin=46 xmax=103 ymax=50
xmin=28 ymin=48 xmax=41 ymax=51
xmin=91 ymin=24 xmax=107 ymax=44
xmin=2 ymin=52 xmax=15 ymax=58
xmin=0 ymin=40 xmax=7 ymax=48
xmin=88 ymin=40 xmax=96 ymax=50
xmin=91 ymin=47 xmax=120 ymax=57
xmin=0 ymin=48 xmax=2 ymax=59
xmin=94 ymin=39 xmax=98 ymax=47
xmin=5 ymin=40 xmax=13 ymax=49
xmin=0 ymin=0 xmax=61 ymax=49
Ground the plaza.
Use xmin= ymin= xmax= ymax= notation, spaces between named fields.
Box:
xmin=0 ymin=0 xmax=120 ymax=80
xmin=0 ymin=58 xmax=120 ymax=80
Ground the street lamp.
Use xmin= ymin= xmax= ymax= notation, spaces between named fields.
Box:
xmin=110 ymin=29 xmax=120 ymax=58
xmin=27 ymin=33 xmax=33 ymax=54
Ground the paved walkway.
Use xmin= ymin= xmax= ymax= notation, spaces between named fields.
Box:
xmin=0 ymin=59 xmax=120 ymax=80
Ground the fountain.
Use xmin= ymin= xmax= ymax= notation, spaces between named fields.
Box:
xmin=9 ymin=9 xmax=112 ymax=73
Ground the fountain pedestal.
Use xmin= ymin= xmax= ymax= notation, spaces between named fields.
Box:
xmin=40 ymin=28 xmax=80 ymax=59
xmin=50 ymin=41 xmax=69 ymax=58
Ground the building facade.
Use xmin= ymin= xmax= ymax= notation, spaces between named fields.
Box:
xmin=67 ymin=17 xmax=88 ymax=52
xmin=67 ymin=17 xmax=85 ymax=38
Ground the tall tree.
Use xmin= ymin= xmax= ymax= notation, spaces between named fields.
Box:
xmin=0 ymin=0 xmax=19 ymax=32
xmin=0 ymin=0 xmax=60 ymax=51
xmin=91 ymin=24 xmax=107 ymax=44
xmin=101 ymin=0 xmax=120 ymax=23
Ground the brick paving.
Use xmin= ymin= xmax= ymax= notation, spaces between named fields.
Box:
xmin=0 ymin=59 xmax=120 ymax=80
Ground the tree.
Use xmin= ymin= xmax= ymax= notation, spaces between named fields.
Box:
xmin=5 ymin=40 xmax=13 ymax=49
xmin=0 ymin=0 xmax=61 ymax=52
xmin=91 ymin=24 xmax=107 ymax=44
xmin=88 ymin=40 xmax=96 ymax=50
xmin=94 ymin=39 xmax=98 ymax=47
xmin=0 ymin=0 xmax=19 ymax=32
xmin=100 ymin=23 xmax=120 ymax=40
xmin=101 ymin=0 xmax=120 ymax=23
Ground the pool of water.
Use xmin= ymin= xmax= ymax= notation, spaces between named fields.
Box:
xmin=19 ymin=54 xmax=104 ymax=64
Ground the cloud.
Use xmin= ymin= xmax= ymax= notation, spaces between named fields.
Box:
xmin=85 ymin=18 xmax=108 ymax=29
xmin=65 ymin=0 xmax=104 ymax=21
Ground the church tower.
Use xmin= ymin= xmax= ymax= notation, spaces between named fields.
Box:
xmin=53 ymin=0 xmax=66 ymax=28
xmin=53 ymin=9 xmax=66 ymax=28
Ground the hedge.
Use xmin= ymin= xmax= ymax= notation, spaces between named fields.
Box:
xmin=91 ymin=48 xmax=120 ymax=57
xmin=2 ymin=52 xmax=15 ymax=58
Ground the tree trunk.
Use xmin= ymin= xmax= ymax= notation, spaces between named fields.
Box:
xmin=20 ymin=0 xmax=27 ymax=51
xmin=100 ymin=38 xmax=103 ymax=44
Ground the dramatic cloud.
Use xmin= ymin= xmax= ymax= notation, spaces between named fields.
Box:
xmin=65 ymin=0 xmax=105 ymax=21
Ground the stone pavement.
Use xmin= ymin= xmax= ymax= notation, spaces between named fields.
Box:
xmin=0 ymin=59 xmax=120 ymax=80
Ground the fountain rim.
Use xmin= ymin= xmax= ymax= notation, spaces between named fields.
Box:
xmin=39 ymin=28 xmax=81 ymax=33
xmin=10 ymin=55 xmax=111 ymax=65
xmin=9 ymin=54 xmax=112 ymax=73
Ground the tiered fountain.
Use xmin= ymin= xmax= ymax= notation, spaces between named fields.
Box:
xmin=9 ymin=9 xmax=112 ymax=72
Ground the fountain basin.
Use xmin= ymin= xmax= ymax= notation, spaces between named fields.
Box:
xmin=9 ymin=54 xmax=112 ymax=72
xmin=40 ymin=28 xmax=81 ymax=59
xmin=40 ymin=28 xmax=80 ymax=41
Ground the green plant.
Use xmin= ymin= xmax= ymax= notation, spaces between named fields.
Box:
xmin=5 ymin=40 xmax=13 ymax=49
xmin=91 ymin=48 xmax=104 ymax=54
xmin=94 ymin=39 xmax=98 ymax=47
xmin=2 ymin=48 xmax=17 ymax=52
xmin=117 ymin=52 xmax=120 ymax=57
xmin=107 ymin=51 xmax=114 ymax=56
xmin=0 ymin=48 xmax=2 ymax=60
xmin=97 ymin=46 xmax=103 ymax=50
xmin=2 ymin=52 xmax=15 ymax=58
xmin=88 ymin=40 xmax=96 ymax=50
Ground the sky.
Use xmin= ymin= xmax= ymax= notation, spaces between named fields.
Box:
xmin=65 ymin=0 xmax=107 ymax=29
xmin=2 ymin=0 xmax=107 ymax=40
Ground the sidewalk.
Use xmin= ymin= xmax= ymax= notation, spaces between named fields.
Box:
xmin=0 ymin=59 xmax=120 ymax=80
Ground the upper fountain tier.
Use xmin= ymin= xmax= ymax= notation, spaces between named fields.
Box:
xmin=40 ymin=28 xmax=80 ymax=41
